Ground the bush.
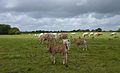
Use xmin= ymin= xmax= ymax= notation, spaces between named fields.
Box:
xmin=0 ymin=24 xmax=21 ymax=35
xmin=8 ymin=27 xmax=20 ymax=35
xmin=0 ymin=24 xmax=11 ymax=34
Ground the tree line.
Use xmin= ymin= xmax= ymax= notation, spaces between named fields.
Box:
xmin=24 ymin=27 xmax=120 ymax=33
xmin=0 ymin=24 xmax=20 ymax=35
xmin=23 ymin=28 xmax=105 ymax=33
xmin=0 ymin=24 xmax=120 ymax=34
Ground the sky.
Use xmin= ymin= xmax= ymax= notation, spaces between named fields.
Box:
xmin=0 ymin=0 xmax=120 ymax=31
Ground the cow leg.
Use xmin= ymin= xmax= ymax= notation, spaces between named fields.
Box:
xmin=53 ymin=56 xmax=56 ymax=64
xmin=65 ymin=53 xmax=68 ymax=64
xmin=50 ymin=55 xmax=55 ymax=64
xmin=50 ymin=54 xmax=53 ymax=64
xmin=62 ymin=54 xmax=65 ymax=65
xmin=62 ymin=52 xmax=68 ymax=65
xmin=84 ymin=44 xmax=87 ymax=51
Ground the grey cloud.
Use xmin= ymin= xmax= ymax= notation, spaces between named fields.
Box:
xmin=0 ymin=0 xmax=120 ymax=31
xmin=0 ymin=12 xmax=120 ymax=31
xmin=0 ymin=0 xmax=120 ymax=18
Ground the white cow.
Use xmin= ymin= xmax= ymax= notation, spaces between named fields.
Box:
xmin=34 ymin=34 xmax=37 ymax=36
xmin=82 ymin=32 xmax=89 ymax=37
xmin=94 ymin=32 xmax=103 ymax=36
xmin=89 ymin=32 xmax=94 ymax=37
xmin=38 ymin=33 xmax=44 ymax=37
xmin=111 ymin=32 xmax=117 ymax=36
xmin=71 ymin=33 xmax=76 ymax=35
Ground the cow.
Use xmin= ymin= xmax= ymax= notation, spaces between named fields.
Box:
xmin=47 ymin=44 xmax=68 ymax=65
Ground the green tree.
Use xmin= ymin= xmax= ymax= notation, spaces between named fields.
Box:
xmin=85 ymin=29 xmax=90 ymax=32
xmin=8 ymin=27 xmax=20 ymax=35
xmin=0 ymin=24 xmax=11 ymax=34
xmin=95 ymin=28 xmax=102 ymax=32
xmin=91 ymin=29 xmax=95 ymax=32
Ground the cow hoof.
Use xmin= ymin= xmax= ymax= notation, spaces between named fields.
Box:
xmin=65 ymin=64 xmax=68 ymax=67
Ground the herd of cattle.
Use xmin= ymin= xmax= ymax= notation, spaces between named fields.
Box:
xmin=34 ymin=32 xmax=117 ymax=65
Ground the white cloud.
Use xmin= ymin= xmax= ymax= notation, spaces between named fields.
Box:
xmin=0 ymin=12 xmax=120 ymax=31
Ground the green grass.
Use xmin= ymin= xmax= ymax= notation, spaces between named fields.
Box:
xmin=0 ymin=32 xmax=120 ymax=73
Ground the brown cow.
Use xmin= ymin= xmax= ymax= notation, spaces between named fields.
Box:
xmin=38 ymin=33 xmax=56 ymax=43
xmin=47 ymin=44 xmax=68 ymax=65
xmin=74 ymin=37 xmax=87 ymax=50
xmin=58 ymin=33 xmax=68 ymax=40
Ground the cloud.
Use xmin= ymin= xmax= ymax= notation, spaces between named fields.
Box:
xmin=0 ymin=12 xmax=120 ymax=31
xmin=76 ymin=0 xmax=88 ymax=6
xmin=0 ymin=0 xmax=120 ymax=31
xmin=1 ymin=0 xmax=120 ymax=17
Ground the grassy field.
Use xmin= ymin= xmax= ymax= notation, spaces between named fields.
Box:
xmin=0 ymin=32 xmax=120 ymax=73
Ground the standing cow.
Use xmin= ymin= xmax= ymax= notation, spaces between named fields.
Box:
xmin=47 ymin=44 xmax=68 ymax=65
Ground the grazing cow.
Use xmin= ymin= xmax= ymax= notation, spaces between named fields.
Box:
xmin=82 ymin=32 xmax=89 ymax=37
xmin=94 ymin=32 xmax=103 ymax=37
xmin=74 ymin=38 xmax=87 ymax=50
xmin=38 ymin=34 xmax=45 ymax=43
xmin=47 ymin=44 xmax=68 ymax=64
xmin=89 ymin=32 xmax=94 ymax=37
xmin=71 ymin=33 xmax=76 ymax=35
xmin=110 ymin=32 xmax=117 ymax=36
xmin=34 ymin=34 xmax=37 ymax=36
xmin=38 ymin=33 xmax=44 ymax=37
xmin=38 ymin=33 xmax=55 ymax=43
xmin=58 ymin=33 xmax=68 ymax=40
xmin=63 ymin=39 xmax=70 ymax=50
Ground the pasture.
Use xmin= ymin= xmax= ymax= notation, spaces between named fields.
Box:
xmin=0 ymin=32 xmax=120 ymax=73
